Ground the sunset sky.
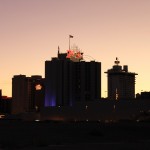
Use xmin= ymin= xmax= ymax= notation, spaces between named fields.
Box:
xmin=0 ymin=0 xmax=150 ymax=97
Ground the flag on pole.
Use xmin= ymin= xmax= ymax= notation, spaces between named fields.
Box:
xmin=69 ymin=35 xmax=73 ymax=50
xmin=69 ymin=35 xmax=73 ymax=38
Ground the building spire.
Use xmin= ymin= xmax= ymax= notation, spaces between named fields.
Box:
xmin=58 ymin=46 xmax=60 ymax=55
xmin=114 ymin=57 xmax=120 ymax=65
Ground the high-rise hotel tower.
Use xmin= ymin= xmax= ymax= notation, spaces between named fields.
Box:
xmin=105 ymin=58 xmax=138 ymax=100
xmin=45 ymin=47 xmax=101 ymax=107
xmin=12 ymin=75 xmax=45 ymax=114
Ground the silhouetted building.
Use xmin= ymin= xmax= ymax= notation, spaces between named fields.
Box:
xmin=0 ymin=96 xmax=12 ymax=114
xmin=0 ymin=90 xmax=12 ymax=114
xmin=0 ymin=90 xmax=1 ymax=101
xmin=105 ymin=58 xmax=137 ymax=100
xmin=12 ymin=75 xmax=45 ymax=114
xmin=45 ymin=48 xmax=101 ymax=107
xmin=140 ymin=91 xmax=150 ymax=99
xmin=136 ymin=93 xmax=141 ymax=99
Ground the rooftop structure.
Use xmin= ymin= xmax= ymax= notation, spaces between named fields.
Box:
xmin=105 ymin=57 xmax=138 ymax=100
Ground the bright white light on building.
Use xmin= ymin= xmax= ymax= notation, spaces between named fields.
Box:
xmin=113 ymin=105 xmax=116 ymax=110
xmin=35 ymin=119 xmax=40 ymax=122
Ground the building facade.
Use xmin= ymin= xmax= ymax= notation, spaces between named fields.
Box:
xmin=45 ymin=49 xmax=101 ymax=107
xmin=105 ymin=58 xmax=137 ymax=100
xmin=0 ymin=96 xmax=12 ymax=114
xmin=12 ymin=75 xmax=45 ymax=114
xmin=140 ymin=91 xmax=150 ymax=100
xmin=0 ymin=90 xmax=1 ymax=102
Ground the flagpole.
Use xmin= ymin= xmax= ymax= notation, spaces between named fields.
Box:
xmin=69 ymin=35 xmax=74 ymax=50
xmin=69 ymin=36 xmax=70 ymax=50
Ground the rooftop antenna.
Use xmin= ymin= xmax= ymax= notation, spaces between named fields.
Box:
xmin=114 ymin=57 xmax=120 ymax=65
xmin=58 ymin=46 xmax=60 ymax=55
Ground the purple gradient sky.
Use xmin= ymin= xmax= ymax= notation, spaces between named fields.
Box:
xmin=0 ymin=0 xmax=150 ymax=97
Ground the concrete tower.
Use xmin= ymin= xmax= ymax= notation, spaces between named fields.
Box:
xmin=105 ymin=57 xmax=138 ymax=100
xmin=12 ymin=75 xmax=45 ymax=114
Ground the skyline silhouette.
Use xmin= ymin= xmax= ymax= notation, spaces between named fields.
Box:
xmin=1 ymin=1 xmax=150 ymax=149
xmin=1 ymin=0 xmax=150 ymax=97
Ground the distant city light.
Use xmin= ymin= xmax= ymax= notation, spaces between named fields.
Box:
xmin=35 ymin=84 xmax=42 ymax=90
xmin=35 ymin=119 xmax=40 ymax=122
xmin=113 ymin=105 xmax=116 ymax=110
xmin=0 ymin=115 xmax=5 ymax=119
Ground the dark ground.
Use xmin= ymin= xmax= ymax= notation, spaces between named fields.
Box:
xmin=0 ymin=120 xmax=150 ymax=150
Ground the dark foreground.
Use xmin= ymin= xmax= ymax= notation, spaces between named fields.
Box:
xmin=0 ymin=120 xmax=150 ymax=150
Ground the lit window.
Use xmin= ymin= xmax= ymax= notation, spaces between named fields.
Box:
xmin=35 ymin=84 xmax=42 ymax=90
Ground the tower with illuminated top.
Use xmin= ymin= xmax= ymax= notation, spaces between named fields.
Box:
xmin=45 ymin=47 xmax=101 ymax=107
xmin=105 ymin=57 xmax=138 ymax=100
